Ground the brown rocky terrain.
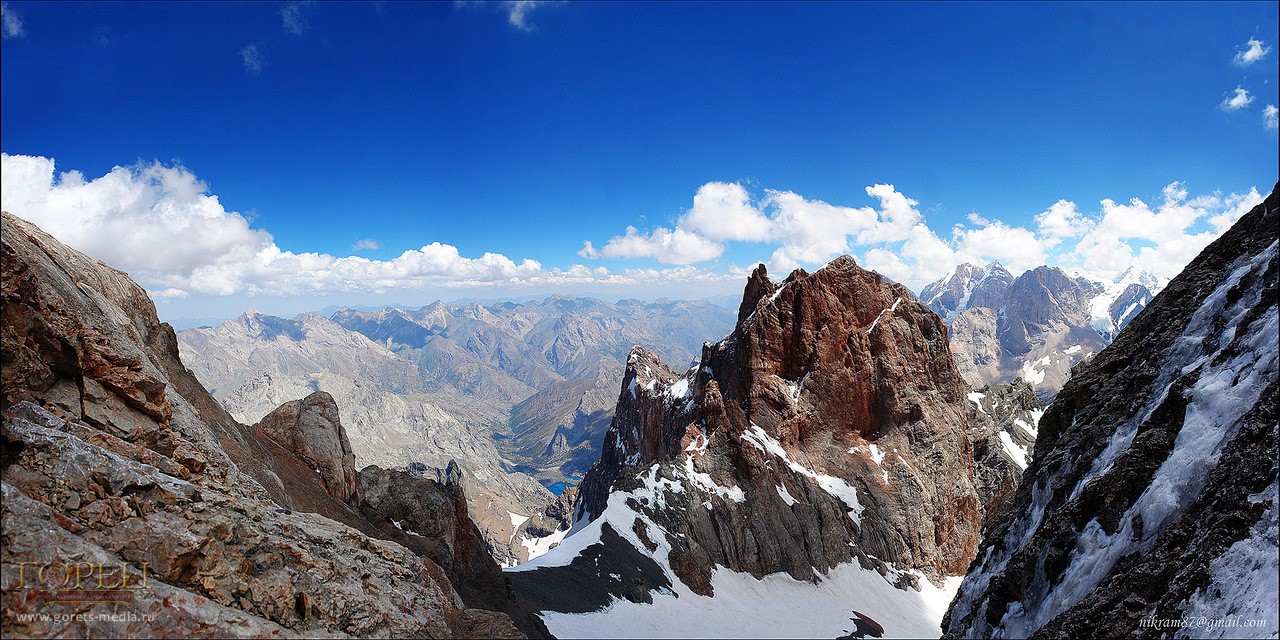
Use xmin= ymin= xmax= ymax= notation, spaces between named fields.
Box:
xmin=0 ymin=211 xmax=547 ymax=638
xmin=944 ymin=185 xmax=1279 ymax=638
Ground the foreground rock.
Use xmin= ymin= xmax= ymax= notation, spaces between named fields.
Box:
xmin=0 ymin=211 xmax=542 ymax=638
xmin=944 ymin=185 xmax=1279 ymax=638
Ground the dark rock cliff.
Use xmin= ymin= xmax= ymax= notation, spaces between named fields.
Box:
xmin=944 ymin=185 xmax=1279 ymax=638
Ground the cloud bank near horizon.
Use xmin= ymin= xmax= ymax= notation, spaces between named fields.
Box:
xmin=0 ymin=153 xmax=1264 ymax=307
xmin=583 ymin=179 xmax=1262 ymax=291
xmin=0 ymin=153 xmax=744 ymax=302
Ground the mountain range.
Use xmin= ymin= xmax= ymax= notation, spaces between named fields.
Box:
xmin=920 ymin=260 xmax=1155 ymax=400
xmin=176 ymin=297 xmax=735 ymax=565
xmin=4 ymin=184 xmax=1273 ymax=639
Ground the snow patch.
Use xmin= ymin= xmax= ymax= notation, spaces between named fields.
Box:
xmin=540 ymin=561 xmax=963 ymax=639
xmin=967 ymin=392 xmax=986 ymax=413
xmin=998 ymin=431 xmax=1029 ymax=470
xmin=1178 ymin=479 xmax=1279 ymax=638
xmin=741 ymin=424 xmax=864 ymax=524
xmin=683 ymin=454 xmax=746 ymax=503
xmin=1020 ymin=359 xmax=1047 ymax=385
xmin=868 ymin=296 xmax=903 ymax=334
xmin=776 ymin=484 xmax=798 ymax=507
xmin=520 ymin=525 xmax=571 ymax=562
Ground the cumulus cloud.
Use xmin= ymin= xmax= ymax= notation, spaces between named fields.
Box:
xmin=584 ymin=181 xmax=922 ymax=275
xmin=678 ymin=181 xmax=772 ymax=242
xmin=1071 ymin=181 xmax=1263 ymax=284
xmin=352 ymin=238 xmax=380 ymax=251
xmin=1 ymin=1 xmax=21 ymax=38
xmin=1234 ymin=37 xmax=1271 ymax=66
xmin=589 ymin=178 xmax=1265 ymax=291
xmin=240 ymin=45 xmax=265 ymax=73
xmin=1221 ymin=86 xmax=1254 ymax=111
xmin=0 ymin=153 xmax=744 ymax=299
xmin=1035 ymin=199 xmax=1093 ymax=248
xmin=1265 ymin=104 xmax=1278 ymax=130
xmin=582 ymin=226 xmax=724 ymax=264
xmin=2 ymin=154 xmax=1263 ymax=301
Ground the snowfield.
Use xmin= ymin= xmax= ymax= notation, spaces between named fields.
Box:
xmin=509 ymin=458 xmax=961 ymax=638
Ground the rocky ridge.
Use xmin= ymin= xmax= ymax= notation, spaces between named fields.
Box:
xmin=944 ymin=185 xmax=1279 ymax=638
xmin=0 ymin=210 xmax=545 ymax=638
xmin=512 ymin=256 xmax=1038 ymax=638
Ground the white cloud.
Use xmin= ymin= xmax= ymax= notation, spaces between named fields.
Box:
xmin=1 ymin=154 xmax=743 ymax=298
xmin=1035 ymin=199 xmax=1093 ymax=248
xmin=1 ymin=1 xmax=22 ymax=38
xmin=505 ymin=1 xmax=553 ymax=31
xmin=240 ymin=45 xmax=265 ymax=73
xmin=3 ymin=154 xmax=1263 ymax=302
xmin=678 ymin=181 xmax=772 ymax=242
xmin=353 ymin=238 xmax=380 ymax=251
xmin=1221 ymin=86 xmax=1254 ymax=111
xmin=590 ymin=178 xmax=1265 ymax=291
xmin=281 ymin=2 xmax=312 ymax=36
xmin=953 ymin=220 xmax=1047 ymax=275
xmin=1202 ymin=187 xmax=1264 ymax=233
xmin=1071 ymin=181 xmax=1263 ymax=284
xmin=764 ymin=189 xmax=874 ymax=268
xmin=1265 ymin=104 xmax=1279 ymax=130
xmin=584 ymin=226 xmax=724 ymax=264
xmin=1234 ymin=37 xmax=1271 ymax=66
xmin=584 ymin=182 xmax=922 ymax=273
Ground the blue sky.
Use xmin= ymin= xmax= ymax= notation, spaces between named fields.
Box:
xmin=1 ymin=1 xmax=1277 ymax=319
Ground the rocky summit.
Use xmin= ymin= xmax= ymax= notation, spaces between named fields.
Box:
xmin=510 ymin=255 xmax=1036 ymax=638
xmin=0 ymin=211 xmax=548 ymax=638
xmin=944 ymin=184 xmax=1279 ymax=638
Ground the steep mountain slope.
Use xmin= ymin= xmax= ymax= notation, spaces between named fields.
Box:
xmin=920 ymin=261 xmax=1014 ymax=324
xmin=924 ymin=262 xmax=1154 ymax=399
xmin=944 ymin=185 xmax=1279 ymax=638
xmin=511 ymin=257 xmax=1033 ymax=638
xmin=0 ymin=211 xmax=546 ymax=637
xmin=177 ymin=312 xmax=552 ymax=566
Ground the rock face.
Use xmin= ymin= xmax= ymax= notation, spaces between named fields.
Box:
xmin=924 ymin=261 xmax=1154 ymax=400
xmin=964 ymin=381 xmax=1045 ymax=525
xmin=919 ymin=261 xmax=1014 ymax=324
xmin=356 ymin=465 xmax=547 ymax=637
xmin=255 ymin=392 xmax=359 ymax=503
xmin=531 ymin=259 xmax=990 ymax=602
xmin=0 ymin=211 xmax=540 ymax=638
xmin=944 ymin=185 xmax=1279 ymax=638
